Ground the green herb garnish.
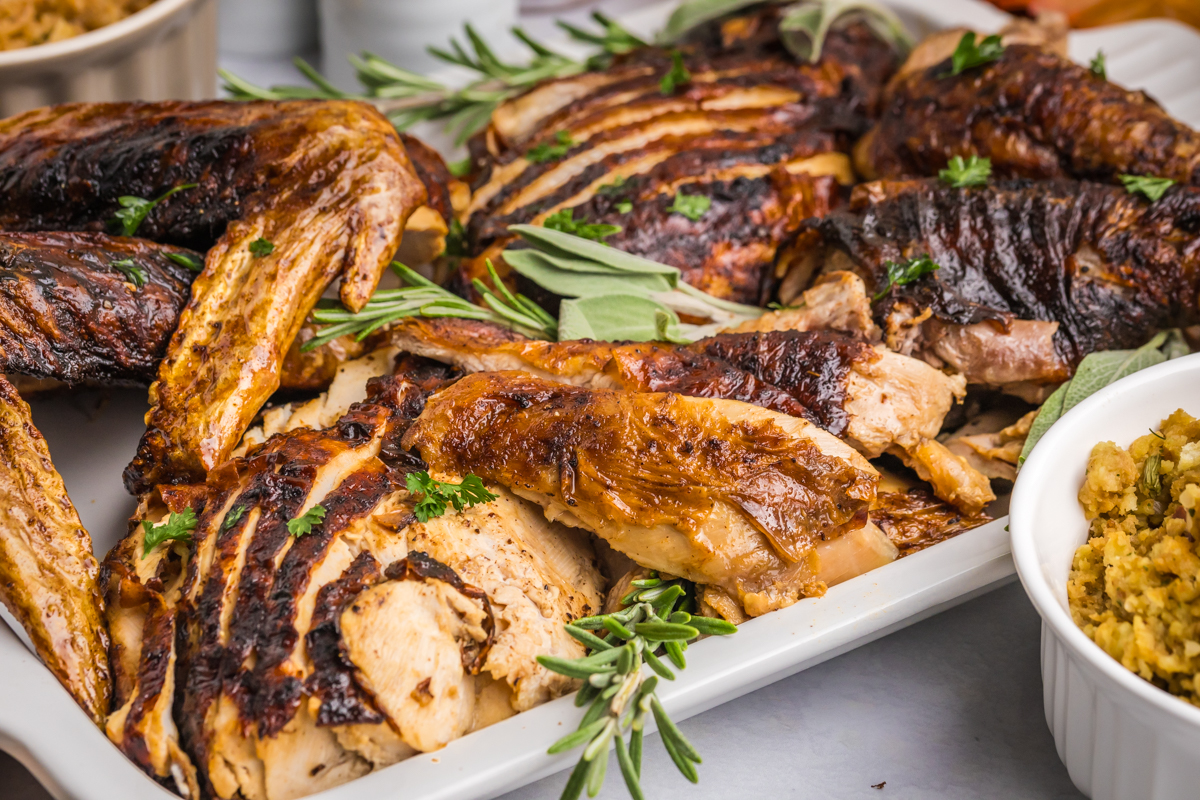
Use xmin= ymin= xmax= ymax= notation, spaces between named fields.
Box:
xmin=448 ymin=158 xmax=472 ymax=178
xmin=1090 ymin=49 xmax=1106 ymax=79
xmin=406 ymin=471 xmax=497 ymax=523
xmin=660 ymin=49 xmax=691 ymax=95
xmin=249 ymin=238 xmax=275 ymax=257
xmin=528 ymin=130 xmax=577 ymax=164
xmin=1120 ymin=174 xmax=1176 ymax=202
xmin=597 ymin=177 xmax=627 ymax=197
xmin=221 ymin=15 xmax=645 ymax=145
xmin=942 ymin=32 xmax=1004 ymax=77
xmin=111 ymin=258 xmax=147 ymax=289
xmin=166 ymin=252 xmax=203 ymax=272
xmin=543 ymin=209 xmax=622 ymax=242
xmin=616 ymin=201 xmax=633 ymax=214
xmin=222 ymin=504 xmax=246 ymax=531
xmin=938 ymin=155 xmax=991 ymax=188
xmin=873 ymin=255 xmax=939 ymax=300
xmin=111 ymin=183 xmax=197 ymax=237
xmin=1019 ymin=330 xmax=1190 ymax=465
xmin=288 ymin=505 xmax=326 ymax=537
xmin=1142 ymin=453 xmax=1162 ymax=495
xmin=142 ymin=508 xmax=198 ymax=557
xmin=540 ymin=572 xmax=737 ymax=800
xmin=669 ymin=193 xmax=710 ymax=221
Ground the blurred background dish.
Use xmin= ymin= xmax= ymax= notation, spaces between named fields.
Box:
xmin=0 ymin=0 xmax=215 ymax=117
xmin=218 ymin=0 xmax=317 ymax=57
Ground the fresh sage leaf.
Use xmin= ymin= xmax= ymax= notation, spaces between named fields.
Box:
xmin=779 ymin=0 xmax=912 ymax=63
xmin=558 ymin=294 xmax=684 ymax=342
xmin=1019 ymin=331 xmax=1189 ymax=465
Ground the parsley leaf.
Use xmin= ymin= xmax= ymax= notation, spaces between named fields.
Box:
xmin=288 ymin=505 xmax=326 ymax=537
xmin=249 ymin=238 xmax=275 ymax=257
xmin=543 ymin=208 xmax=622 ymax=242
xmin=111 ymin=183 xmax=197 ymax=237
xmin=942 ymin=32 xmax=1004 ymax=77
xmin=142 ymin=508 xmax=198 ymax=557
xmin=660 ymin=49 xmax=691 ymax=95
xmin=669 ymin=193 xmax=710 ymax=221
xmin=406 ymin=471 xmax=497 ymax=523
xmin=527 ymin=130 xmax=576 ymax=164
xmin=938 ymin=155 xmax=992 ymax=188
xmin=1090 ymin=49 xmax=1106 ymax=79
xmin=166 ymin=252 xmax=203 ymax=272
xmin=111 ymin=258 xmax=148 ymax=288
xmin=873 ymin=255 xmax=940 ymax=300
xmin=1120 ymin=174 xmax=1176 ymax=202
xmin=616 ymin=200 xmax=633 ymax=214
xmin=448 ymin=157 xmax=472 ymax=178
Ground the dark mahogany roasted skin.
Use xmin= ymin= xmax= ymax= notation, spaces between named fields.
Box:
xmin=0 ymin=231 xmax=199 ymax=385
xmin=856 ymin=43 xmax=1200 ymax=184
xmin=794 ymin=179 xmax=1200 ymax=374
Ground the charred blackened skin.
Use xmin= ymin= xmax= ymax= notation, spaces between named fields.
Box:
xmin=861 ymin=44 xmax=1200 ymax=185
xmin=384 ymin=552 xmax=495 ymax=674
xmin=306 ymin=551 xmax=387 ymax=728
xmin=0 ymin=231 xmax=199 ymax=385
xmin=690 ymin=331 xmax=877 ymax=438
xmin=804 ymin=179 xmax=1200 ymax=367
xmin=176 ymin=405 xmax=392 ymax=772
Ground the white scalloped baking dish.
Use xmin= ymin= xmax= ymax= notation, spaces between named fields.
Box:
xmin=0 ymin=0 xmax=217 ymax=118
xmin=1013 ymin=355 xmax=1200 ymax=800
xmin=3 ymin=2 xmax=1200 ymax=799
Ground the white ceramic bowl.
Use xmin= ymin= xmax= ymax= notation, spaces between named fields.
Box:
xmin=1011 ymin=354 xmax=1200 ymax=800
xmin=0 ymin=0 xmax=217 ymax=118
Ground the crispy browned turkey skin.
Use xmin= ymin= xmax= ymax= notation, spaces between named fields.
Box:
xmin=403 ymin=370 xmax=895 ymax=616
xmin=855 ymin=42 xmax=1200 ymax=184
xmin=782 ymin=179 xmax=1200 ymax=391
xmin=457 ymin=9 xmax=898 ymax=303
xmin=0 ymin=231 xmax=199 ymax=385
xmin=103 ymin=367 xmax=603 ymax=799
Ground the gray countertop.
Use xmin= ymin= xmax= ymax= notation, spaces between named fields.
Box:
xmin=0 ymin=2 xmax=1087 ymax=798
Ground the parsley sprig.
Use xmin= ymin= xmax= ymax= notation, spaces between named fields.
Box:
xmin=110 ymin=184 xmax=197 ymax=237
xmin=288 ymin=505 xmax=326 ymax=537
xmin=1090 ymin=49 xmax=1106 ymax=79
xmin=938 ymin=155 xmax=991 ymax=188
xmin=528 ymin=130 xmax=577 ymax=164
xmin=660 ymin=49 xmax=691 ymax=95
xmin=873 ymin=255 xmax=940 ymax=300
xmin=405 ymin=471 xmax=498 ymax=523
xmin=111 ymin=258 xmax=148 ymax=289
xmin=1120 ymin=174 xmax=1176 ymax=202
xmin=540 ymin=573 xmax=737 ymax=800
xmin=543 ymin=209 xmax=622 ymax=242
xmin=942 ymin=32 xmax=1003 ymax=77
xmin=669 ymin=193 xmax=710 ymax=221
xmin=142 ymin=508 xmax=198 ymax=557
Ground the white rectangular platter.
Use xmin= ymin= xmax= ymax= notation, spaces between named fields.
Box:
xmin=3 ymin=1 xmax=1200 ymax=798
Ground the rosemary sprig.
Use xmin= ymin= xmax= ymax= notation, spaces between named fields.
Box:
xmin=302 ymin=261 xmax=555 ymax=351
xmin=221 ymin=14 xmax=644 ymax=144
xmin=540 ymin=573 xmax=737 ymax=799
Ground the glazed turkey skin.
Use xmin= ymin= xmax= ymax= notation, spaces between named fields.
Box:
xmin=403 ymin=371 xmax=892 ymax=617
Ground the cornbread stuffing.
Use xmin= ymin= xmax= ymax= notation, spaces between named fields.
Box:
xmin=0 ymin=0 xmax=154 ymax=51
xmin=1071 ymin=409 xmax=1200 ymax=707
